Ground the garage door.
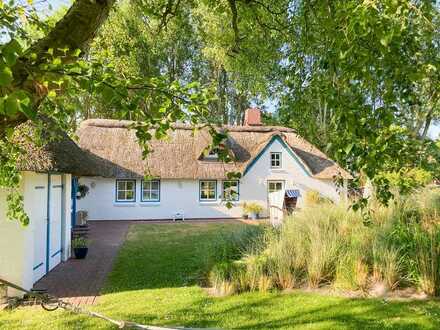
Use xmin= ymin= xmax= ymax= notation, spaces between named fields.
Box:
xmin=32 ymin=174 xmax=48 ymax=283
xmin=32 ymin=174 xmax=64 ymax=282
xmin=48 ymin=174 xmax=63 ymax=272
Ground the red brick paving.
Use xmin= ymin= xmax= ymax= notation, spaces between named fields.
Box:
xmin=32 ymin=218 xmax=248 ymax=306
xmin=33 ymin=221 xmax=130 ymax=306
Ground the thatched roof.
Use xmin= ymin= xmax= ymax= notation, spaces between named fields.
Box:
xmin=15 ymin=121 xmax=99 ymax=176
xmin=77 ymin=119 xmax=352 ymax=180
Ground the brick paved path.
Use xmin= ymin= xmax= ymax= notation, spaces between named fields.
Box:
xmin=32 ymin=219 xmax=246 ymax=306
xmin=33 ymin=221 xmax=130 ymax=306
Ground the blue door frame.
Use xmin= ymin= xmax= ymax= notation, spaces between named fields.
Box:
xmin=71 ymin=177 xmax=78 ymax=227
xmin=45 ymin=174 xmax=51 ymax=274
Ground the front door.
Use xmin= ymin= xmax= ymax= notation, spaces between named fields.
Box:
xmin=267 ymin=180 xmax=284 ymax=221
xmin=48 ymin=174 xmax=63 ymax=272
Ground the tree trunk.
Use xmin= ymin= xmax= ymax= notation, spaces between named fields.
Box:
xmin=1 ymin=0 xmax=116 ymax=135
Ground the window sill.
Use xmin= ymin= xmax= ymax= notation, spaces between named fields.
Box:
xmin=199 ymin=200 xmax=220 ymax=205
xmin=139 ymin=202 xmax=160 ymax=207
xmin=113 ymin=202 xmax=136 ymax=207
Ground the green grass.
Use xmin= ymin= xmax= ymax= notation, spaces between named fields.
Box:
xmin=1 ymin=222 xmax=440 ymax=329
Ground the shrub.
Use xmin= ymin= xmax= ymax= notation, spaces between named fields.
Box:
xmin=72 ymin=237 xmax=88 ymax=248
xmin=207 ymin=188 xmax=440 ymax=297
xmin=304 ymin=190 xmax=321 ymax=206
xmin=413 ymin=227 xmax=440 ymax=296
xmin=244 ymin=202 xmax=264 ymax=215
xmin=202 ymin=224 xmax=266 ymax=267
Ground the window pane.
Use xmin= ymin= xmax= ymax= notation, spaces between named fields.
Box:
xmin=142 ymin=191 xmax=149 ymax=200
xmin=200 ymin=181 xmax=216 ymax=200
xmin=117 ymin=181 xmax=124 ymax=191
xmin=207 ymin=190 xmax=215 ymax=199
xmin=117 ymin=180 xmax=135 ymax=201
xmin=117 ymin=191 xmax=125 ymax=200
xmin=142 ymin=180 xmax=160 ymax=201
xmin=223 ymin=181 xmax=239 ymax=201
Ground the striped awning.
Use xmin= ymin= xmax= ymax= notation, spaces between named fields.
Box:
xmin=285 ymin=189 xmax=301 ymax=198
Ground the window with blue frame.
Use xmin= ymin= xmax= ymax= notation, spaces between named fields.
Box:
xmin=200 ymin=180 xmax=217 ymax=201
xmin=222 ymin=180 xmax=239 ymax=201
xmin=142 ymin=179 xmax=160 ymax=202
xmin=116 ymin=179 xmax=136 ymax=202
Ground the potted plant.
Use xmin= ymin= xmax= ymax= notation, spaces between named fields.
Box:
xmin=76 ymin=184 xmax=90 ymax=200
xmin=244 ymin=202 xmax=263 ymax=220
xmin=72 ymin=237 xmax=89 ymax=259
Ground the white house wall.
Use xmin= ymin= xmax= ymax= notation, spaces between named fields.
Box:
xmin=240 ymin=138 xmax=342 ymax=210
xmin=78 ymin=138 xmax=343 ymax=221
xmin=77 ymin=177 xmax=244 ymax=220
xmin=0 ymin=171 xmax=72 ymax=296
xmin=0 ymin=178 xmax=32 ymax=296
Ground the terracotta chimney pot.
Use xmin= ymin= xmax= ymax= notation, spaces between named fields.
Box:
xmin=244 ymin=107 xmax=262 ymax=126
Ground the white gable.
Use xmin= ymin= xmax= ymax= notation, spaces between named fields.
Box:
xmin=240 ymin=136 xmax=341 ymax=206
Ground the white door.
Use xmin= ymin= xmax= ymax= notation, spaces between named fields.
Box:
xmin=32 ymin=174 xmax=48 ymax=283
xmin=268 ymin=190 xmax=284 ymax=226
xmin=49 ymin=175 xmax=63 ymax=271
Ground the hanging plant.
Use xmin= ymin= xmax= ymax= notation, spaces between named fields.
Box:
xmin=76 ymin=184 xmax=90 ymax=200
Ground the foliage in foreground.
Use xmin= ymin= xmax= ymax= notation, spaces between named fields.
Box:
xmin=208 ymin=188 xmax=440 ymax=297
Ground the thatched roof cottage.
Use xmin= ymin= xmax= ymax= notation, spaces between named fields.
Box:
xmin=76 ymin=108 xmax=351 ymax=221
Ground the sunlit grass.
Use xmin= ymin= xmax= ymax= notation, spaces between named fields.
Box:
xmin=1 ymin=222 xmax=440 ymax=329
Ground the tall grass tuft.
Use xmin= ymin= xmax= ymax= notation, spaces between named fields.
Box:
xmin=207 ymin=188 xmax=440 ymax=297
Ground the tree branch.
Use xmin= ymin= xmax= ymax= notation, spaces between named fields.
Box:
xmin=29 ymin=0 xmax=116 ymax=57
xmin=2 ymin=0 xmax=116 ymax=135
xmin=227 ymin=0 xmax=241 ymax=54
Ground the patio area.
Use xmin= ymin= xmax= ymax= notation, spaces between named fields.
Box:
xmin=33 ymin=221 xmax=130 ymax=306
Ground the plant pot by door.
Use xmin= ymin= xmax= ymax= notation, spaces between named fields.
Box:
xmin=74 ymin=247 xmax=88 ymax=259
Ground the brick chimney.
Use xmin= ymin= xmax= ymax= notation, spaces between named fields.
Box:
xmin=244 ymin=107 xmax=262 ymax=126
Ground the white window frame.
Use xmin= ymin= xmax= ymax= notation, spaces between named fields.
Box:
xmin=270 ymin=152 xmax=282 ymax=168
xmin=199 ymin=180 xmax=217 ymax=201
xmin=268 ymin=180 xmax=284 ymax=194
xmin=222 ymin=180 xmax=239 ymax=202
xmin=116 ymin=179 xmax=136 ymax=202
xmin=141 ymin=179 xmax=160 ymax=202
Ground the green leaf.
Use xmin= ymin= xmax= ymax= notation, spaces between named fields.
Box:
xmin=0 ymin=64 xmax=13 ymax=86
xmin=345 ymin=143 xmax=354 ymax=155
xmin=4 ymin=95 xmax=20 ymax=116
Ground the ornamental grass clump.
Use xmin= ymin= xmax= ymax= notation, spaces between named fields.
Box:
xmin=207 ymin=188 xmax=440 ymax=297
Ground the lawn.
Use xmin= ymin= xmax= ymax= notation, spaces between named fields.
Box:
xmin=1 ymin=221 xmax=440 ymax=329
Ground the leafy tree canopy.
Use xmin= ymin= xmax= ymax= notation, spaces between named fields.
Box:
xmin=1 ymin=0 xmax=439 ymax=223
